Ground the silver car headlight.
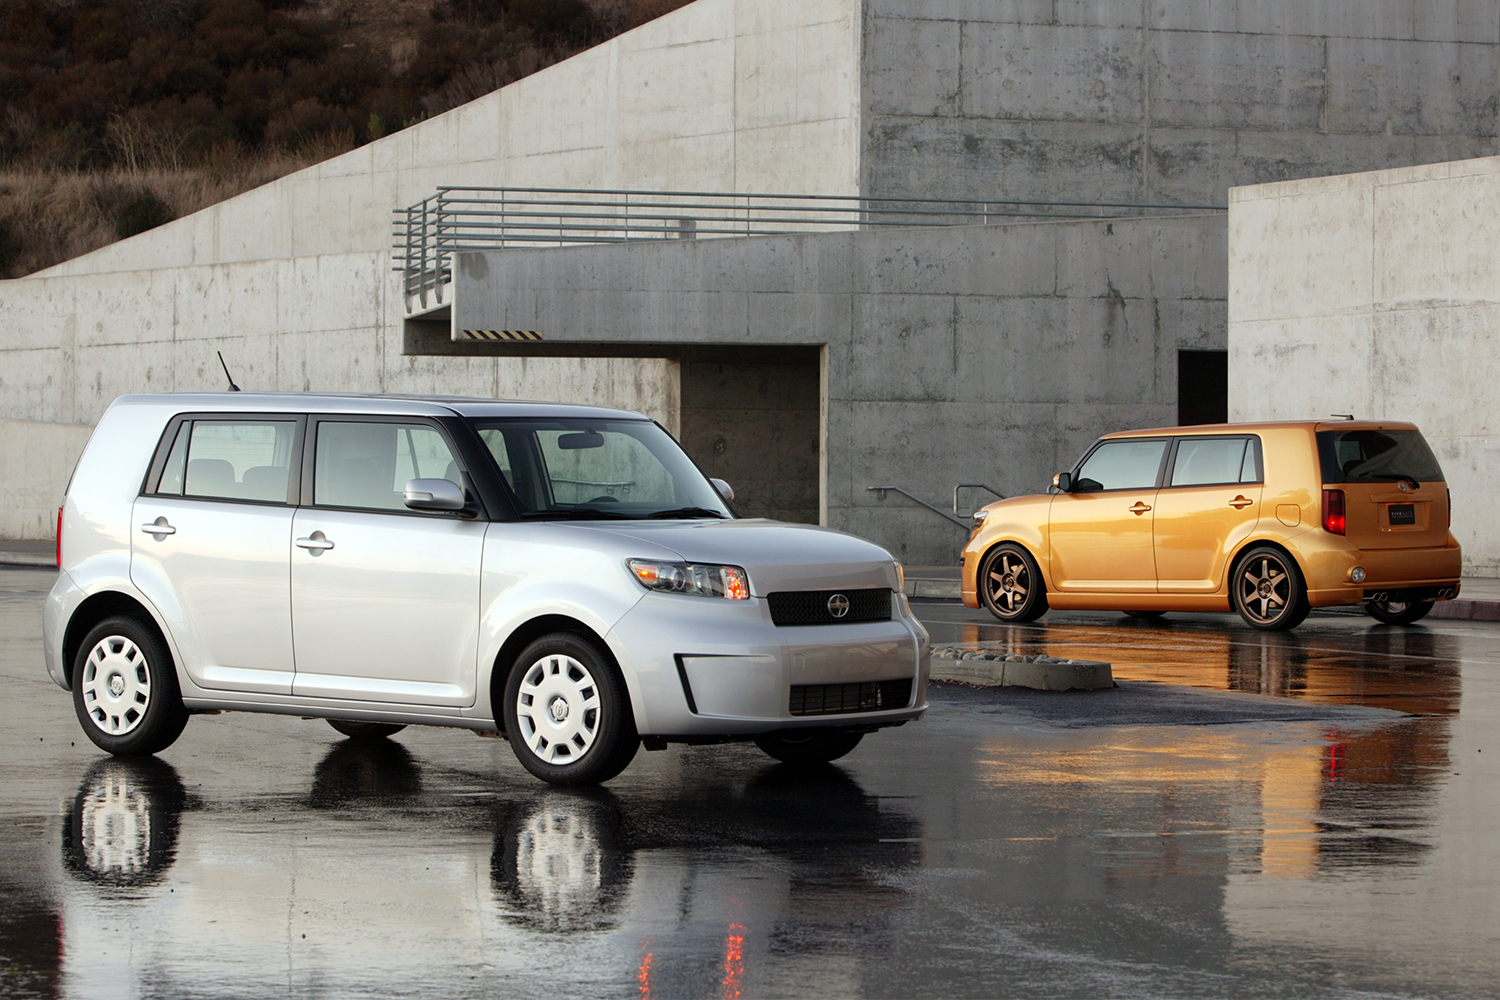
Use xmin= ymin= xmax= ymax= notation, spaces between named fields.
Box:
xmin=628 ymin=559 xmax=750 ymax=600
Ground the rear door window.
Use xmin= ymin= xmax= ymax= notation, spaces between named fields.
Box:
xmin=1073 ymin=439 xmax=1169 ymax=492
xmin=155 ymin=420 xmax=298 ymax=503
xmin=1169 ymin=436 xmax=1261 ymax=487
xmin=1317 ymin=429 xmax=1445 ymax=484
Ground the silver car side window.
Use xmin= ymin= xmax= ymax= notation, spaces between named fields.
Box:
xmin=180 ymin=420 xmax=297 ymax=502
xmin=314 ymin=421 xmax=460 ymax=511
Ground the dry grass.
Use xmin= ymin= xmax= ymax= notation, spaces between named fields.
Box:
xmin=0 ymin=0 xmax=696 ymax=279
xmin=0 ymin=144 xmax=348 ymax=278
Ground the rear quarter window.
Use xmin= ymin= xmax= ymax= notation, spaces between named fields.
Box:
xmin=1317 ymin=429 xmax=1445 ymax=484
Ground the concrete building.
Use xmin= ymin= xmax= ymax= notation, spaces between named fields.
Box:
xmin=1229 ymin=155 xmax=1500 ymax=578
xmin=3 ymin=0 xmax=1497 ymax=563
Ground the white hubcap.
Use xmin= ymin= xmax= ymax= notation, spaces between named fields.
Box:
xmin=516 ymin=655 xmax=601 ymax=764
xmin=81 ymin=635 xmax=152 ymax=736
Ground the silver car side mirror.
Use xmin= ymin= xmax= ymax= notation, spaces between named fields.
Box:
xmin=404 ymin=478 xmax=466 ymax=512
xmin=710 ymin=478 xmax=734 ymax=503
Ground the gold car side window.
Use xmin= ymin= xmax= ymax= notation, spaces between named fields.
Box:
xmin=1073 ymin=439 xmax=1168 ymax=492
xmin=1172 ymin=437 xmax=1250 ymax=487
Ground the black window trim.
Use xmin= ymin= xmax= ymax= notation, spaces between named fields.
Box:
xmin=1161 ymin=433 xmax=1264 ymax=490
xmin=301 ymin=413 xmax=490 ymax=519
xmin=1070 ymin=436 xmax=1175 ymax=493
xmin=140 ymin=412 xmax=307 ymax=507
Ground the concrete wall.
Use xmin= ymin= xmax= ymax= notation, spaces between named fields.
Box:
xmin=451 ymin=213 xmax=1226 ymax=564
xmin=38 ymin=0 xmax=860 ymax=279
xmin=0 ymin=419 xmax=96 ymax=540
xmin=679 ymin=348 xmax=822 ymax=524
xmin=0 ymin=251 xmax=680 ymax=539
xmin=861 ymin=0 xmax=1500 ymax=206
xmin=1228 ymin=154 xmax=1500 ymax=578
xmin=0 ymin=0 xmax=856 ymax=539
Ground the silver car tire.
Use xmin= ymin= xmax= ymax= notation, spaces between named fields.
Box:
xmin=503 ymin=633 xmax=639 ymax=786
xmin=72 ymin=616 xmax=189 ymax=757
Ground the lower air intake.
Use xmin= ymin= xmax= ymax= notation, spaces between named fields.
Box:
xmin=789 ymin=679 xmax=913 ymax=716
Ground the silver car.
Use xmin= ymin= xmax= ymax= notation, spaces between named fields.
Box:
xmin=44 ymin=393 xmax=929 ymax=785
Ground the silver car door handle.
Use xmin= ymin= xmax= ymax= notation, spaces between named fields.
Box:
xmin=295 ymin=535 xmax=334 ymax=551
xmin=140 ymin=520 xmax=176 ymax=535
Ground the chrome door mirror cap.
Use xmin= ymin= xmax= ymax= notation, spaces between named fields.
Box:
xmin=403 ymin=478 xmax=467 ymax=511
xmin=710 ymin=478 xmax=734 ymax=503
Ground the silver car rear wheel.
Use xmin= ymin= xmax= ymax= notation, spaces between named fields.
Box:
xmin=80 ymin=634 xmax=152 ymax=736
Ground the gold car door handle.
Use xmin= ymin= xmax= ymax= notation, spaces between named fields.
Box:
xmin=1229 ymin=496 xmax=1253 ymax=510
xmin=1129 ymin=502 xmax=1152 ymax=515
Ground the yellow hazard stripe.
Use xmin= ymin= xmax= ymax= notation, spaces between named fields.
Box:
xmin=458 ymin=330 xmax=544 ymax=341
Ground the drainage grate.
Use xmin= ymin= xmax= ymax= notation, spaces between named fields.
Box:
xmin=789 ymin=679 xmax=913 ymax=716
xmin=767 ymin=588 xmax=892 ymax=626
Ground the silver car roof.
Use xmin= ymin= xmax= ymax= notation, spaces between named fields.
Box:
xmin=111 ymin=392 xmax=651 ymax=421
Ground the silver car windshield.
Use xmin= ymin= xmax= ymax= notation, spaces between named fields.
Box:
xmin=471 ymin=418 xmax=732 ymax=520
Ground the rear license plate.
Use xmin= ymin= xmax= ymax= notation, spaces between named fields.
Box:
xmin=1388 ymin=503 xmax=1416 ymax=526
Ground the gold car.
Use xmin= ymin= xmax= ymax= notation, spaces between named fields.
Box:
xmin=961 ymin=421 xmax=1461 ymax=630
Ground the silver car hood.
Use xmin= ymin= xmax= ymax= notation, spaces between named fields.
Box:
xmin=557 ymin=519 xmax=899 ymax=595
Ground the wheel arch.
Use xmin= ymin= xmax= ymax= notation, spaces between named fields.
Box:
xmin=977 ymin=535 xmax=1056 ymax=594
xmin=62 ymin=590 xmax=172 ymax=691
xmin=487 ymin=615 xmax=631 ymax=737
xmin=1224 ymin=537 xmax=1308 ymax=592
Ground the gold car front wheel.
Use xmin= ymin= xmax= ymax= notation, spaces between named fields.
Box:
xmin=1231 ymin=546 xmax=1310 ymax=631
xmin=979 ymin=544 xmax=1049 ymax=623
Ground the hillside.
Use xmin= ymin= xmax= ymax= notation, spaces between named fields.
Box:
xmin=0 ymin=0 xmax=691 ymax=277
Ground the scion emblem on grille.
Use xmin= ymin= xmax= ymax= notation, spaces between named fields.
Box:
xmin=827 ymin=593 xmax=851 ymax=618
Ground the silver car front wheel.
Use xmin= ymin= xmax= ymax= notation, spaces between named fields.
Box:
xmin=515 ymin=654 xmax=602 ymax=764
xmin=503 ymin=633 xmax=639 ymax=785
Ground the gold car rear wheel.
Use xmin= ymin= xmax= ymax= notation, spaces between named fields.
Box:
xmin=1232 ymin=546 xmax=1310 ymax=631
xmin=1364 ymin=600 xmax=1434 ymax=626
xmin=979 ymin=544 xmax=1049 ymax=623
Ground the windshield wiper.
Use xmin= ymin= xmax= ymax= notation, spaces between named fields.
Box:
xmin=1366 ymin=473 xmax=1422 ymax=490
xmin=518 ymin=508 xmax=632 ymax=520
xmin=646 ymin=507 xmax=726 ymax=519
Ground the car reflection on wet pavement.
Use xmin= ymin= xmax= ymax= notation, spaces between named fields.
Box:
xmin=2 ymin=567 xmax=1498 ymax=998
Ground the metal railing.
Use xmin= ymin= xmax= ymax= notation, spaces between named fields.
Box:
xmin=392 ymin=186 xmax=1224 ymax=306
xmin=953 ymin=483 xmax=1005 ymax=519
xmin=867 ymin=486 xmax=970 ymax=529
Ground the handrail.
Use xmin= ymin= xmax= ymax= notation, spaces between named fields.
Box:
xmin=867 ymin=486 xmax=969 ymax=529
xmin=391 ymin=186 xmax=1226 ymax=300
xmin=953 ymin=483 xmax=1005 ymax=518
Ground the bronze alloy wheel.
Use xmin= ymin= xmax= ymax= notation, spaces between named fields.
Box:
xmin=1232 ymin=547 xmax=1310 ymax=631
xmin=979 ymin=544 xmax=1048 ymax=623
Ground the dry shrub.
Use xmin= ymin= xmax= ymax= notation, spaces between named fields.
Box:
xmin=0 ymin=0 xmax=700 ymax=276
xmin=0 ymin=152 xmax=324 ymax=277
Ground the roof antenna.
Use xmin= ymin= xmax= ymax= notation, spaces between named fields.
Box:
xmin=217 ymin=351 xmax=241 ymax=392
xmin=1331 ymin=413 xmax=1354 ymax=420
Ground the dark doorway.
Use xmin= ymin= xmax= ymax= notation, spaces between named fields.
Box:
xmin=1178 ymin=349 xmax=1228 ymax=425
xmin=678 ymin=346 xmax=821 ymax=524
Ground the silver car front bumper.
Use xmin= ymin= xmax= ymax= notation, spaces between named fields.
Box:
xmin=605 ymin=590 xmax=930 ymax=737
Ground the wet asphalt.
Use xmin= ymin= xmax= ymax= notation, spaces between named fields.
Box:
xmin=2 ymin=566 xmax=1498 ymax=998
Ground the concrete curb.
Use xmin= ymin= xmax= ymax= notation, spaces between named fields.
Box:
xmin=931 ymin=653 xmax=1114 ymax=691
xmin=1429 ymin=600 xmax=1500 ymax=622
xmin=905 ymin=580 xmax=961 ymax=600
